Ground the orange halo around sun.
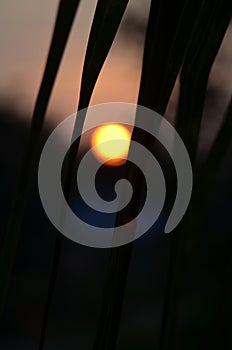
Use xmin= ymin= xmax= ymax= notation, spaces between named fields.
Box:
xmin=91 ymin=124 xmax=131 ymax=166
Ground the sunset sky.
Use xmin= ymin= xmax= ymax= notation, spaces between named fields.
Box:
xmin=0 ymin=0 xmax=231 ymax=153
xmin=0 ymin=1 xmax=148 ymax=121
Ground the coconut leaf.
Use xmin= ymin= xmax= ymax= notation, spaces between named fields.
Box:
xmin=78 ymin=0 xmax=129 ymax=110
xmin=92 ymin=1 xmax=206 ymax=349
xmin=176 ymin=0 xmax=232 ymax=161
xmin=38 ymin=1 xmax=130 ymax=349
xmin=160 ymin=2 xmax=232 ymax=348
xmin=0 ymin=0 xmax=81 ymax=317
xmin=138 ymin=0 xmax=203 ymax=114
xmin=63 ymin=0 xmax=130 ymax=203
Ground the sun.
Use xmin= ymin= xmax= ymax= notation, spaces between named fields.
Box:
xmin=91 ymin=124 xmax=131 ymax=166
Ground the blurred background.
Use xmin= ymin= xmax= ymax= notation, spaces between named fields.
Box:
xmin=0 ymin=0 xmax=232 ymax=349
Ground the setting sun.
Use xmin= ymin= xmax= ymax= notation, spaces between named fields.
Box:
xmin=91 ymin=124 xmax=131 ymax=166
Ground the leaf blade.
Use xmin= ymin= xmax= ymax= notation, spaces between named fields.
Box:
xmin=0 ymin=0 xmax=81 ymax=316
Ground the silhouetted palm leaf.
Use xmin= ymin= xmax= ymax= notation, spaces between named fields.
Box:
xmin=92 ymin=1 xmax=208 ymax=349
xmin=0 ymin=0 xmax=81 ymax=316
xmin=39 ymin=1 xmax=130 ymax=349
xmin=160 ymin=2 xmax=232 ymax=348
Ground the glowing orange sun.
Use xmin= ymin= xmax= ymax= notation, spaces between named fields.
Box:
xmin=91 ymin=124 xmax=131 ymax=166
